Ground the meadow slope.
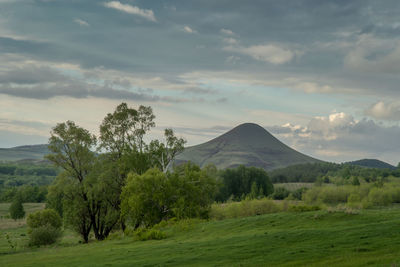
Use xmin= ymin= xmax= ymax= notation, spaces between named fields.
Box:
xmin=1 ymin=208 xmax=400 ymax=266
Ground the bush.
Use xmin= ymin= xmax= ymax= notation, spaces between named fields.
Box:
xmin=288 ymin=205 xmax=320 ymax=212
xmin=27 ymin=209 xmax=62 ymax=246
xmin=134 ymin=228 xmax=166 ymax=241
xmin=9 ymin=195 xmax=25 ymax=220
xmin=291 ymin=187 xmax=308 ymax=200
xmin=368 ymin=188 xmax=392 ymax=206
xmin=347 ymin=193 xmax=361 ymax=207
xmin=27 ymin=209 xmax=62 ymax=229
xmin=303 ymin=186 xmax=352 ymax=205
xmin=121 ymin=164 xmax=218 ymax=228
xmin=29 ymin=226 xmax=62 ymax=246
xmin=209 ymin=198 xmax=281 ymax=220
xmin=272 ymin=187 xmax=290 ymax=200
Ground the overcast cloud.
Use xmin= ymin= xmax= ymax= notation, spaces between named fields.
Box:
xmin=0 ymin=0 xmax=399 ymax=164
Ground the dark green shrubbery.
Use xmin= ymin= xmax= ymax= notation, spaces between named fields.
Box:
xmin=9 ymin=195 xmax=25 ymax=220
xmin=289 ymin=205 xmax=320 ymax=212
xmin=27 ymin=209 xmax=62 ymax=246
xmin=272 ymin=187 xmax=290 ymax=200
xmin=216 ymin=165 xmax=274 ymax=201
xmin=134 ymin=228 xmax=166 ymax=241
xmin=121 ymin=163 xmax=218 ymax=229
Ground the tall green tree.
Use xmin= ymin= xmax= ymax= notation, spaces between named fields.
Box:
xmin=46 ymin=121 xmax=96 ymax=243
xmin=98 ymin=103 xmax=156 ymax=231
xmin=9 ymin=194 xmax=25 ymax=220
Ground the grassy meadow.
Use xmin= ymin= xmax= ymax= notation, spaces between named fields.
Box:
xmin=1 ymin=201 xmax=400 ymax=266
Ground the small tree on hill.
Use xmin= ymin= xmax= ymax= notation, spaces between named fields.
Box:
xmin=9 ymin=195 xmax=25 ymax=220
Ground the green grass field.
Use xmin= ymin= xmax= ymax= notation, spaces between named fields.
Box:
xmin=1 ymin=205 xmax=400 ymax=266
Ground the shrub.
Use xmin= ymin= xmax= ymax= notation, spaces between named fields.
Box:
xmin=368 ymin=188 xmax=392 ymax=206
xmin=288 ymin=205 xmax=320 ymax=212
xmin=272 ymin=187 xmax=290 ymax=200
xmin=291 ymin=187 xmax=308 ymax=200
xmin=134 ymin=228 xmax=166 ymax=241
xmin=209 ymin=198 xmax=281 ymax=220
xmin=347 ymin=193 xmax=361 ymax=204
xmin=327 ymin=205 xmax=360 ymax=215
xmin=27 ymin=209 xmax=62 ymax=246
xmin=29 ymin=226 xmax=62 ymax=246
xmin=121 ymin=164 xmax=218 ymax=228
xmin=9 ymin=195 xmax=25 ymax=220
xmin=27 ymin=209 xmax=62 ymax=229
xmin=318 ymin=187 xmax=350 ymax=204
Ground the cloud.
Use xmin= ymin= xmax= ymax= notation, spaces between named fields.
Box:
xmin=223 ymin=37 xmax=237 ymax=45
xmin=0 ymin=64 xmax=190 ymax=102
xmin=74 ymin=18 xmax=90 ymax=27
xmin=344 ymin=34 xmax=400 ymax=74
xmin=183 ymin=26 xmax=196 ymax=34
xmin=224 ymin=44 xmax=296 ymax=64
xmin=365 ymin=101 xmax=400 ymax=121
xmin=183 ymin=87 xmax=216 ymax=94
xmin=268 ymin=112 xmax=400 ymax=164
xmin=104 ymin=1 xmax=156 ymax=22
xmin=220 ymin=28 xmax=235 ymax=36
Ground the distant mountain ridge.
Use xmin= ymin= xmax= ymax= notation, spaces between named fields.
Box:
xmin=346 ymin=159 xmax=396 ymax=170
xmin=176 ymin=123 xmax=321 ymax=170
xmin=0 ymin=144 xmax=49 ymax=162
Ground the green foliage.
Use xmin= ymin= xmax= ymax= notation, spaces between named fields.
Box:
xmin=368 ymin=187 xmax=392 ymax=206
xmin=27 ymin=209 xmax=62 ymax=247
xmin=121 ymin=163 xmax=218 ymax=228
xmin=209 ymin=198 xmax=281 ymax=220
xmin=291 ymin=187 xmax=308 ymax=200
xmin=28 ymin=226 xmax=61 ymax=247
xmin=46 ymin=121 xmax=97 ymax=243
xmin=0 ymin=162 xmax=57 ymax=203
xmin=9 ymin=195 xmax=25 ymax=220
xmin=27 ymin=209 xmax=62 ymax=230
xmin=272 ymin=187 xmax=290 ymax=200
xmin=269 ymin=162 xmax=400 ymax=183
xmin=134 ymin=228 xmax=166 ymax=241
xmin=288 ymin=205 xmax=320 ymax=212
xmin=217 ymin=165 xmax=273 ymax=201
xmin=352 ymin=176 xmax=360 ymax=186
xmin=149 ymin=128 xmax=186 ymax=173
xmin=302 ymin=180 xmax=400 ymax=208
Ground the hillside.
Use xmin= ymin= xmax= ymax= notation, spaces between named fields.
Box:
xmin=176 ymin=123 xmax=320 ymax=170
xmin=346 ymin=159 xmax=396 ymax=170
xmin=0 ymin=144 xmax=49 ymax=162
xmin=2 ymin=207 xmax=400 ymax=266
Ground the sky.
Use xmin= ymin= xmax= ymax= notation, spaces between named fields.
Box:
xmin=0 ymin=0 xmax=399 ymax=165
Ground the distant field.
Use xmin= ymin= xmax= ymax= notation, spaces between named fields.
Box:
xmin=273 ymin=183 xmax=314 ymax=191
xmin=1 ymin=207 xmax=400 ymax=266
xmin=0 ymin=203 xmax=45 ymax=230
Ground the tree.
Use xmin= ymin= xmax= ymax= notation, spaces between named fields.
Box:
xmin=271 ymin=187 xmax=290 ymax=200
xmin=149 ymin=128 xmax=186 ymax=173
xmin=98 ymin=103 xmax=156 ymax=231
xmin=99 ymin=102 xmax=155 ymax=158
xmin=121 ymin=163 xmax=218 ymax=229
xmin=46 ymin=121 xmax=96 ymax=243
xmin=352 ymin=176 xmax=360 ymax=186
xmin=217 ymin=165 xmax=274 ymax=202
xmin=9 ymin=194 xmax=25 ymax=220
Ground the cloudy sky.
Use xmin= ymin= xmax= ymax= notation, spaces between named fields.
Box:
xmin=0 ymin=0 xmax=399 ymax=165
